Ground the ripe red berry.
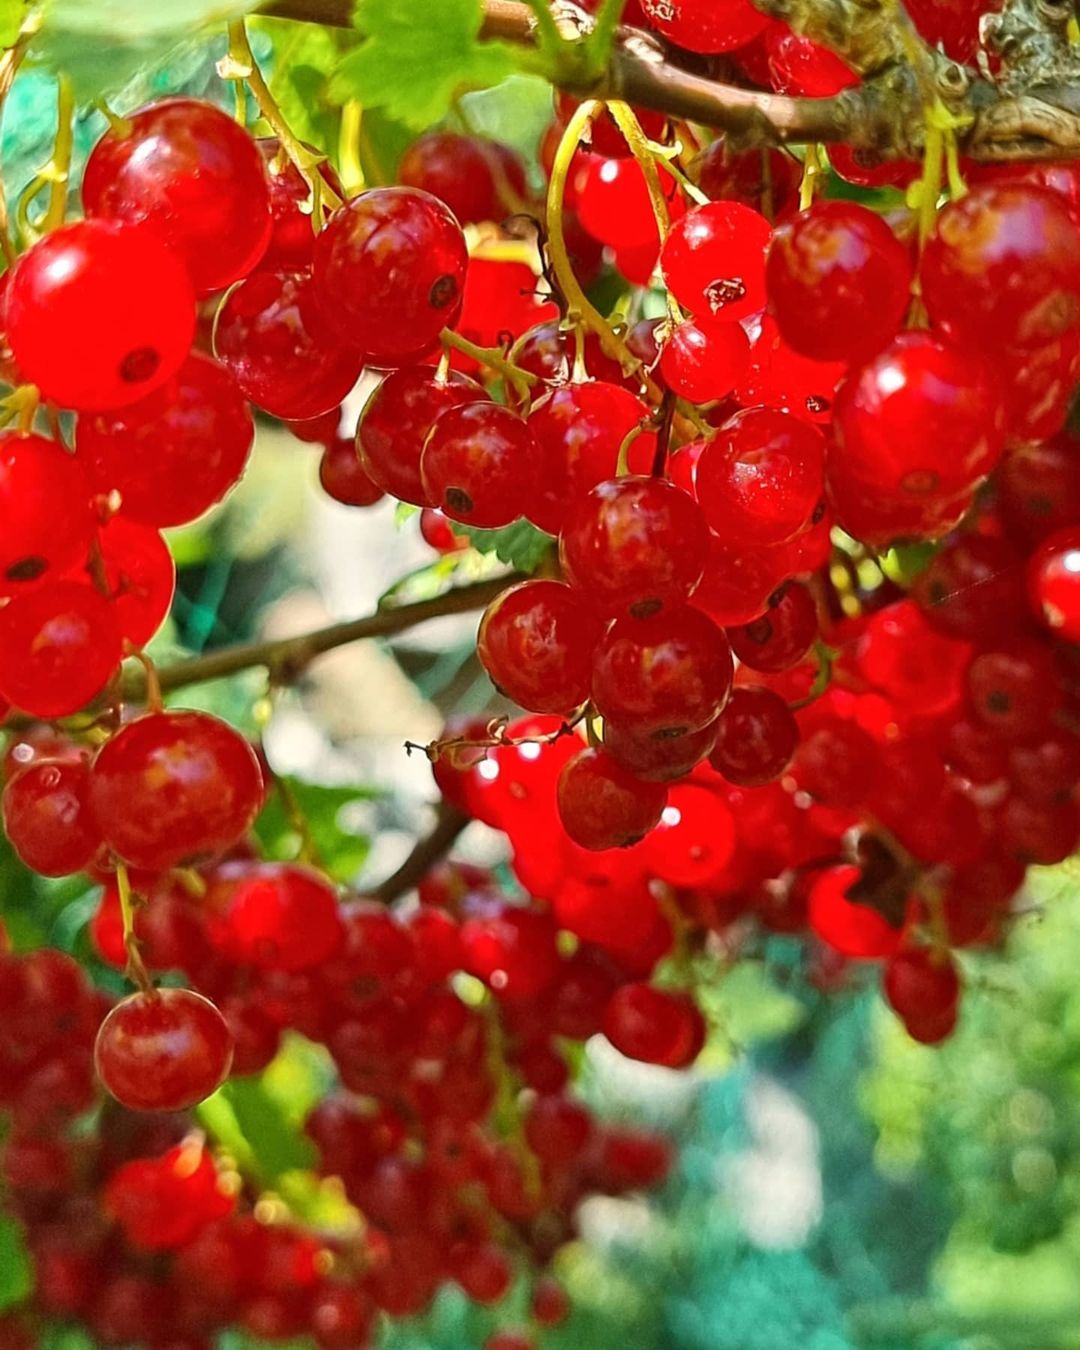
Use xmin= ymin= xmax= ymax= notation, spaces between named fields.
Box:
xmin=639 ymin=0 xmax=768 ymax=53
xmin=357 ymin=366 xmax=485 ymax=506
xmin=1028 ymin=526 xmax=1080 ymax=641
xmin=658 ymin=318 xmax=751 ymax=402
xmin=478 ymin=580 xmax=603 ymax=715
xmin=225 ymin=864 xmax=344 ymax=971
xmin=831 ymin=332 xmax=1006 ymax=502
xmin=765 ymin=25 xmax=859 ymax=96
xmin=883 ymin=947 xmax=961 ymax=1045
xmin=557 ymin=746 xmax=667 ymax=850
xmin=3 ymin=759 xmax=102 ymax=876
xmin=258 ymin=136 xmax=344 ymax=272
xmin=661 ymin=201 xmax=772 ymax=323
xmin=318 ymin=437 xmax=384 ymax=507
xmin=421 ymin=402 xmax=537 ymax=526
xmin=459 ymin=905 xmax=561 ymax=1000
xmin=5 ymin=220 xmax=195 ymax=411
xmin=808 ymin=865 xmax=902 ymax=960
xmin=0 ymin=433 xmax=93 ymax=593
xmin=94 ymin=987 xmax=234 ymax=1111
xmin=399 ymin=131 xmax=525 ymax=224
xmin=696 ymin=407 xmax=825 ymax=546
xmin=592 ymin=607 xmax=734 ymax=736
xmin=0 ymin=581 xmax=122 ymax=718
xmin=559 ymin=475 xmax=709 ymax=620
xmin=313 ymin=187 xmax=468 ymax=364
xmin=728 ymin=582 xmax=818 ymax=673
xmin=603 ymin=983 xmax=706 ymax=1067
xmin=911 ymin=533 xmax=1027 ymax=642
xmin=83 ymin=98 xmax=271 ymax=292
xmin=709 ymin=686 xmax=799 ymax=786
xmin=967 ymin=642 xmax=1063 ymax=741
xmin=214 ymin=270 xmax=363 ymax=421
xmin=766 ymin=201 xmax=913 ymax=363
xmin=922 ymin=184 xmax=1080 ymax=352
xmin=857 ymin=600 xmax=971 ymax=716
xmin=88 ymin=710 xmax=264 ymax=870
xmin=577 ymin=156 xmax=681 ymax=252
xmin=603 ymin=718 xmax=718 ymax=782
xmin=76 ymin=353 xmax=254 ymax=527
xmin=696 ymin=139 xmax=799 ymax=216
xmin=85 ymin=515 xmax=176 ymax=647
xmin=512 ymin=318 xmax=625 ymax=386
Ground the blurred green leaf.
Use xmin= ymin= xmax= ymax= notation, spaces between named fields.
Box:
xmin=0 ymin=1 xmax=27 ymax=47
xmin=199 ymin=1072 xmax=316 ymax=1185
xmin=458 ymin=518 xmax=554 ymax=572
xmin=255 ymin=776 xmax=375 ymax=883
xmin=459 ymin=73 xmax=553 ymax=169
xmin=328 ymin=0 xmax=518 ymax=130
xmin=41 ymin=0 xmax=257 ymax=38
xmin=254 ymin=16 xmax=343 ymax=159
xmin=0 ymin=1214 xmax=32 ymax=1311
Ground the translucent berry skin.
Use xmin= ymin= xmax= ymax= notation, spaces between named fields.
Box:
xmin=728 ymin=582 xmax=818 ymax=673
xmin=765 ymin=27 xmax=859 ymax=96
xmin=883 ymin=947 xmax=961 ymax=1045
xmin=603 ymin=718 xmax=718 ymax=783
xmin=695 ymin=407 xmax=825 ymax=546
xmin=0 ymin=581 xmax=122 ymax=718
xmin=640 ymin=0 xmax=768 ymax=54
xmin=903 ymin=0 xmax=988 ymax=61
xmin=2 ymin=760 xmax=102 ymax=876
xmin=577 ymin=157 xmax=681 ymax=252
xmin=557 ymin=746 xmax=667 ymax=851
xmin=421 ymin=402 xmax=537 ymax=527
xmin=76 ymin=353 xmax=254 ymax=528
xmin=357 ymin=367 xmax=485 ymax=506
xmin=313 ymin=187 xmax=468 ymax=364
xmin=86 ymin=515 xmax=175 ymax=647
xmin=526 ymin=382 xmax=656 ymax=535
xmin=94 ymin=988 xmax=234 ymax=1112
xmin=766 ymin=201 xmax=913 ymax=363
xmin=512 ymin=319 xmax=625 ymax=387
xmin=826 ymin=464 xmax=972 ymax=549
xmin=1028 ymin=526 xmax=1080 ymax=641
xmin=398 ymin=132 xmax=525 ymax=225
xmin=83 ymin=98 xmax=272 ymax=295
xmin=696 ymin=140 xmax=799 ymax=217
xmin=921 ymin=184 xmax=1080 ymax=352
xmin=560 ymin=476 xmax=708 ymax=623
xmin=88 ymin=711 xmax=264 ymax=871
xmin=659 ymin=319 xmax=751 ymax=403
xmin=967 ymin=642 xmax=1063 ymax=742
xmin=257 ymin=137 xmax=343 ymax=272
xmin=592 ymin=607 xmax=734 ymax=736
xmin=693 ymin=534 xmax=791 ymax=628
xmin=999 ymin=435 xmax=1080 ymax=545
xmin=832 ymin=333 xmax=1006 ymax=501
xmin=225 ymin=864 xmax=344 ymax=972
xmin=709 ymin=686 xmax=798 ymax=786
xmin=912 ymin=533 xmax=1027 ymax=642
xmin=602 ymin=983 xmax=705 ymax=1067
xmin=661 ymin=201 xmax=772 ymax=323
xmin=213 ymin=270 xmax=363 ymax=421
xmin=318 ymin=438 xmax=384 ymax=507
xmin=0 ymin=433 xmax=93 ymax=594
xmin=478 ymin=580 xmax=604 ymax=715
xmin=5 ymin=220 xmax=195 ymax=411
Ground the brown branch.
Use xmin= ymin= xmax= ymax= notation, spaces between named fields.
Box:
xmin=363 ymin=802 xmax=471 ymax=902
xmin=123 ymin=573 xmax=519 ymax=701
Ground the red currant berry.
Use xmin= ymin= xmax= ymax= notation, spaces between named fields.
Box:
xmin=257 ymin=138 xmax=344 ymax=273
xmin=0 ymin=433 xmax=93 ymax=593
xmin=3 ymin=759 xmax=102 ymax=876
xmin=710 ymin=685 xmax=799 ymax=786
xmin=225 ymin=864 xmax=344 ymax=971
xmin=86 ymin=515 xmax=175 ymax=647
xmin=911 ymin=533 xmax=1027 ymax=642
xmin=313 ymin=187 xmax=468 ymax=364
xmin=661 ymin=201 xmax=772 ymax=323
xmin=883 ymin=946 xmax=961 ymax=1045
xmin=659 ymin=318 xmax=751 ymax=402
xmin=399 ymin=132 xmax=526 ymax=224
xmin=318 ymin=438 xmax=384 ymax=507
xmin=0 ymin=581 xmax=121 ymax=718
xmin=421 ymin=402 xmax=537 ymax=527
xmin=603 ymin=718 xmax=718 ymax=782
xmin=557 ymin=746 xmax=667 ymax=850
xmin=1028 ymin=526 xmax=1080 ymax=641
xmin=967 ymin=642 xmax=1063 ymax=741
xmin=640 ymin=0 xmax=768 ymax=53
xmin=603 ymin=983 xmax=705 ymax=1066
xmin=728 ymin=582 xmax=818 ymax=673
xmin=477 ymin=580 xmax=603 ymax=715
xmin=5 ymin=220 xmax=195 ymax=411
xmin=94 ymin=988 xmax=234 ymax=1111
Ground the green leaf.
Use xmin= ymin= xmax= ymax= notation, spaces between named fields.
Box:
xmin=0 ymin=1214 xmax=32 ymax=1312
xmin=253 ymin=16 xmax=343 ymax=160
xmin=0 ymin=0 xmax=28 ymax=48
xmin=457 ymin=519 xmax=555 ymax=573
xmin=328 ymin=0 xmax=518 ymax=131
xmin=40 ymin=0 xmax=257 ymax=39
xmin=199 ymin=1070 xmax=317 ymax=1186
xmin=254 ymin=776 xmax=376 ymax=883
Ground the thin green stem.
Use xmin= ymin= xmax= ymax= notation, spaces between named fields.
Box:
xmin=440 ymin=327 xmax=538 ymax=403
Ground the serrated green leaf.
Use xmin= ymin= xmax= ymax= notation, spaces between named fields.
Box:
xmin=328 ymin=0 xmax=518 ymax=131
xmin=0 ymin=1214 xmax=32 ymax=1312
xmin=255 ymin=776 xmax=376 ymax=883
xmin=458 ymin=518 xmax=554 ymax=573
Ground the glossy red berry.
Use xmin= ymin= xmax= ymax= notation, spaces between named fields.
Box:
xmin=478 ymin=580 xmax=604 ymax=715
xmin=559 ymin=475 xmax=709 ymax=620
xmin=858 ymin=600 xmax=970 ymax=716
xmin=593 ymin=607 xmax=734 ymax=736
xmin=2 ymin=759 xmax=102 ymax=876
xmin=88 ymin=710 xmax=264 ymax=870
xmin=603 ymin=718 xmax=718 ymax=782
xmin=659 ymin=318 xmax=751 ymax=402
xmin=709 ymin=686 xmax=799 ymax=786
xmin=421 ymin=402 xmax=537 ymax=527
xmin=460 ymin=905 xmax=561 ymax=1000
xmin=728 ymin=582 xmax=818 ymax=673
xmin=999 ymin=434 xmax=1080 ymax=545
xmin=640 ymin=0 xmax=768 ymax=53
xmin=0 ymin=433 xmax=93 ymax=593
xmin=557 ymin=746 xmax=667 ymax=850
xmin=84 ymin=98 xmax=271 ymax=293
xmin=399 ymin=132 xmax=526 ymax=224
xmin=318 ymin=437 xmax=385 ymax=507
xmin=967 ymin=642 xmax=1063 ymax=741
xmin=922 ymin=184 xmax=1080 ymax=352
xmin=765 ymin=25 xmax=859 ymax=96
xmin=883 ymin=947 xmax=961 ymax=1045
xmin=76 ymin=353 xmax=254 ymax=527
xmin=832 ymin=332 xmax=1006 ymax=501
xmin=911 ymin=533 xmax=1027 ymax=642
xmin=512 ymin=318 xmax=625 ymax=387
xmin=313 ymin=187 xmax=468 ymax=364
xmin=0 ymin=581 xmax=122 ymax=718
xmin=695 ymin=407 xmax=825 ymax=545
xmin=214 ymin=270 xmax=363 ymax=421
xmin=257 ymin=137 xmax=343 ymax=272
xmin=766 ymin=201 xmax=913 ymax=363
xmin=94 ymin=988 xmax=234 ymax=1111
xmin=5 ymin=220 xmax=195 ymax=411
xmin=696 ymin=140 xmax=799 ymax=216
xmin=357 ymin=367 xmax=485 ymax=506
xmin=86 ymin=515 xmax=175 ymax=647
xmin=661 ymin=201 xmax=772 ymax=323
xmin=1028 ymin=526 xmax=1080 ymax=641
xmin=577 ymin=156 xmax=680 ymax=252
xmin=603 ymin=983 xmax=705 ymax=1066
xmin=225 ymin=864 xmax=344 ymax=971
